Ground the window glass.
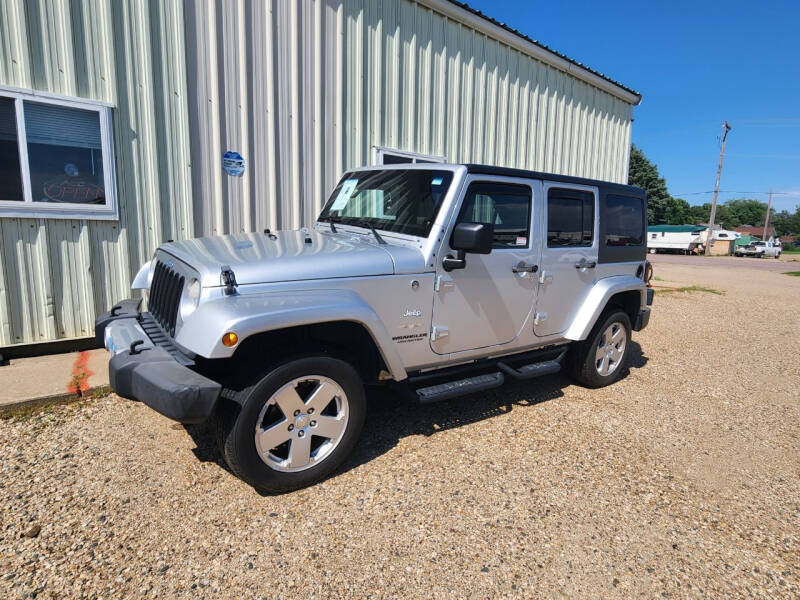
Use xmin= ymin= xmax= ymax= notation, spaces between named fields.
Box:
xmin=0 ymin=97 xmax=23 ymax=201
xmin=382 ymin=154 xmax=413 ymax=164
xmin=24 ymin=101 xmax=106 ymax=205
xmin=458 ymin=183 xmax=532 ymax=248
xmin=547 ymin=188 xmax=594 ymax=247
xmin=319 ymin=169 xmax=454 ymax=237
xmin=605 ymin=195 xmax=644 ymax=246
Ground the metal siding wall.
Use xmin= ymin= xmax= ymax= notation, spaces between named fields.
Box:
xmin=0 ymin=0 xmax=192 ymax=347
xmin=186 ymin=0 xmax=343 ymax=236
xmin=186 ymin=0 xmax=633 ymax=238
xmin=342 ymin=0 xmax=633 ymax=182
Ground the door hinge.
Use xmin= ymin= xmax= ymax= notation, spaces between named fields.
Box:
xmin=534 ymin=312 xmax=548 ymax=325
xmin=434 ymin=274 xmax=454 ymax=292
xmin=431 ymin=325 xmax=449 ymax=341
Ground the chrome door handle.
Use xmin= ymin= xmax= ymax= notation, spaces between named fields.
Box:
xmin=575 ymin=259 xmax=596 ymax=269
xmin=512 ymin=262 xmax=538 ymax=274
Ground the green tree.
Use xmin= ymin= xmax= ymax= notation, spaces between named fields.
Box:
xmin=772 ymin=207 xmax=800 ymax=236
xmin=688 ymin=203 xmax=710 ymax=224
xmin=722 ymin=198 xmax=768 ymax=228
xmin=628 ymin=145 xmax=670 ymax=224
xmin=664 ymin=197 xmax=692 ymax=225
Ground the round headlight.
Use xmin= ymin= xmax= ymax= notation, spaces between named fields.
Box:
xmin=187 ymin=278 xmax=201 ymax=303
xmin=180 ymin=278 xmax=202 ymax=320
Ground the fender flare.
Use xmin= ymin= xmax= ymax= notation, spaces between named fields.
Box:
xmin=131 ymin=259 xmax=154 ymax=290
xmin=563 ymin=276 xmax=647 ymax=341
xmin=175 ymin=288 xmax=408 ymax=380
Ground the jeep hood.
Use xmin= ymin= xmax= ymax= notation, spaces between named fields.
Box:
xmin=158 ymin=230 xmax=426 ymax=287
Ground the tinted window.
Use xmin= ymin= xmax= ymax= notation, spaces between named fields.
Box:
xmin=547 ymin=188 xmax=594 ymax=247
xmin=605 ymin=195 xmax=644 ymax=246
xmin=457 ymin=183 xmax=532 ymax=248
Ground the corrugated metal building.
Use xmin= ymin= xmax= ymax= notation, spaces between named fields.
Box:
xmin=0 ymin=0 xmax=640 ymax=350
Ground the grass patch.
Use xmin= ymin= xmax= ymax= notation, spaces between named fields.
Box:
xmin=654 ymin=285 xmax=724 ymax=296
xmin=652 ymin=275 xmax=664 ymax=281
xmin=781 ymin=247 xmax=800 ymax=254
xmin=783 ymin=271 xmax=800 ymax=277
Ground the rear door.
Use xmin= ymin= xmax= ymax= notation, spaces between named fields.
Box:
xmin=534 ymin=183 xmax=599 ymax=337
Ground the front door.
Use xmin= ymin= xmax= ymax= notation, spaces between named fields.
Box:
xmin=534 ymin=183 xmax=599 ymax=337
xmin=431 ymin=178 xmax=539 ymax=354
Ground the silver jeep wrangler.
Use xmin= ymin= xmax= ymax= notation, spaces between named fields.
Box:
xmin=97 ymin=163 xmax=652 ymax=492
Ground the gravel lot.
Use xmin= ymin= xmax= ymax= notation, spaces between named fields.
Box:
xmin=2 ymin=260 xmax=798 ymax=599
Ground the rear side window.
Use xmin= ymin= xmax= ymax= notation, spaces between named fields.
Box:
xmin=547 ymin=188 xmax=594 ymax=247
xmin=605 ymin=195 xmax=644 ymax=246
xmin=457 ymin=182 xmax=532 ymax=248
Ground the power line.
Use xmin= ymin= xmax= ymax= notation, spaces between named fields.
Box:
xmin=674 ymin=190 xmax=799 ymax=196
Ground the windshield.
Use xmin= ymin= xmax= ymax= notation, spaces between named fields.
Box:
xmin=318 ymin=169 xmax=455 ymax=237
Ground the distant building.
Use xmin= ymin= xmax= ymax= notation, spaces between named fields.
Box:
xmin=734 ymin=225 xmax=775 ymax=240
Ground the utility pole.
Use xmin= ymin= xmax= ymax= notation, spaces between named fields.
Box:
xmin=763 ymin=189 xmax=773 ymax=240
xmin=705 ymin=121 xmax=732 ymax=256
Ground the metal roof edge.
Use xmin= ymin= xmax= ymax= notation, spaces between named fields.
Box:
xmin=416 ymin=0 xmax=642 ymax=105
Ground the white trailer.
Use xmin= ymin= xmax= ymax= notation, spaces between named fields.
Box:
xmin=647 ymin=226 xmax=706 ymax=254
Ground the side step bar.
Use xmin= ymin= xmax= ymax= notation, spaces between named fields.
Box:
xmin=409 ymin=349 xmax=567 ymax=404
xmin=497 ymin=350 xmax=566 ymax=380
xmin=416 ymin=372 xmax=505 ymax=404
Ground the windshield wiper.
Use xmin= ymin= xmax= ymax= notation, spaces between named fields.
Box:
xmin=351 ymin=220 xmax=386 ymax=245
xmin=321 ymin=214 xmax=337 ymax=233
xmin=321 ymin=215 xmax=386 ymax=244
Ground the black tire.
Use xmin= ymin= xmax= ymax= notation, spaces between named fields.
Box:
xmin=568 ymin=309 xmax=632 ymax=388
xmin=216 ymin=356 xmax=366 ymax=493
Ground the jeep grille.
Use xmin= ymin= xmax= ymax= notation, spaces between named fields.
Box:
xmin=149 ymin=260 xmax=184 ymax=336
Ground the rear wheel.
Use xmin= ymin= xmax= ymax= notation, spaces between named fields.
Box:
xmin=216 ymin=356 xmax=366 ymax=493
xmin=569 ymin=310 xmax=632 ymax=388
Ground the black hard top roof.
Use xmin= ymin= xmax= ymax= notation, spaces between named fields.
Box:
xmin=463 ymin=163 xmax=645 ymax=196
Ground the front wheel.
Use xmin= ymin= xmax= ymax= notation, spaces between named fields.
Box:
xmin=216 ymin=356 xmax=366 ymax=493
xmin=569 ymin=310 xmax=632 ymax=388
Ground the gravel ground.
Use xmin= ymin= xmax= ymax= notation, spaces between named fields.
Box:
xmin=1 ymin=262 xmax=798 ymax=599
xmin=649 ymin=251 xmax=800 ymax=273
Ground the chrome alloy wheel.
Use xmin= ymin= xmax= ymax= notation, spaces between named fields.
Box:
xmin=254 ymin=376 xmax=349 ymax=472
xmin=595 ymin=322 xmax=627 ymax=376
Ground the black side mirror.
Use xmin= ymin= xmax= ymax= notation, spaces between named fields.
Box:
xmin=442 ymin=222 xmax=494 ymax=271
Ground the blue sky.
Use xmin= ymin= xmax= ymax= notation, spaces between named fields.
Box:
xmin=465 ymin=0 xmax=800 ymax=211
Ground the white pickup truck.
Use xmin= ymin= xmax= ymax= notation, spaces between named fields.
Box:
xmin=735 ymin=241 xmax=781 ymax=258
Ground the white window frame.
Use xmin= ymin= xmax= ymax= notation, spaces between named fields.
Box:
xmin=372 ymin=145 xmax=446 ymax=165
xmin=0 ymin=85 xmax=118 ymax=220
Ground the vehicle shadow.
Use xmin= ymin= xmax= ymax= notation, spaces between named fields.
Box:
xmin=183 ymin=341 xmax=649 ymax=485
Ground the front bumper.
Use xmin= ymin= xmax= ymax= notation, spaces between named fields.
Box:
xmin=96 ymin=300 xmax=221 ymax=424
